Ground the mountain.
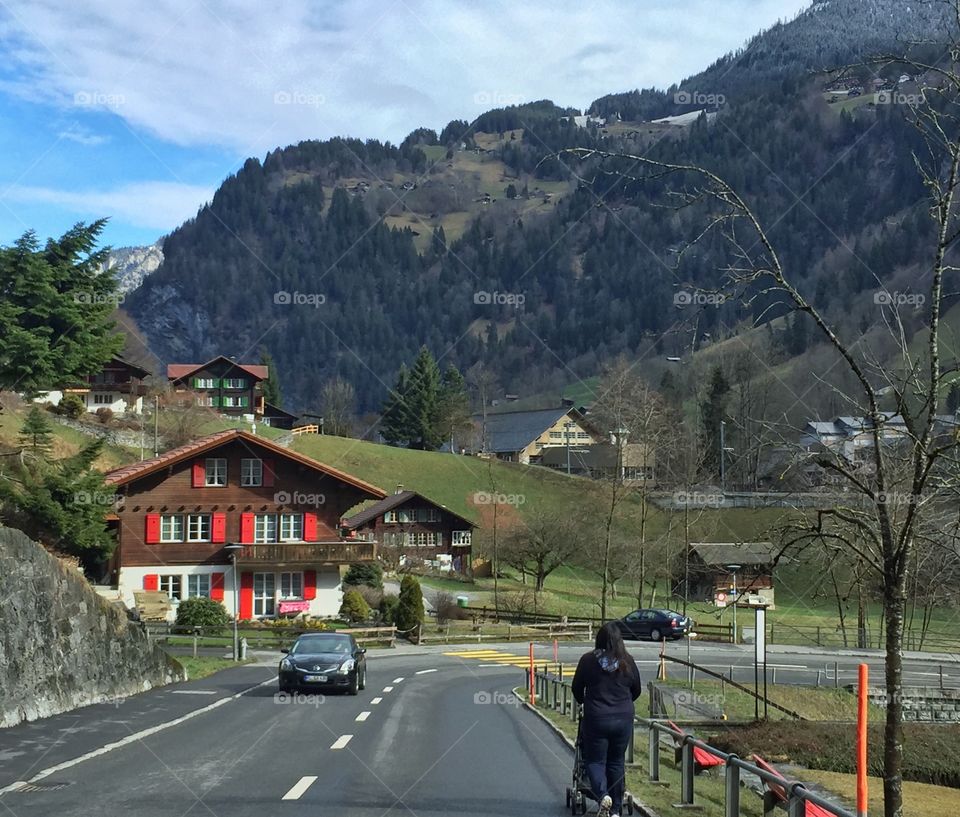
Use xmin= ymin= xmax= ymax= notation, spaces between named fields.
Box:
xmin=105 ymin=241 xmax=164 ymax=295
xmin=124 ymin=0 xmax=951 ymax=417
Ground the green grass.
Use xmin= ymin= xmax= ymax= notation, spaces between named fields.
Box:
xmin=175 ymin=656 xmax=253 ymax=679
xmin=803 ymin=770 xmax=960 ymax=817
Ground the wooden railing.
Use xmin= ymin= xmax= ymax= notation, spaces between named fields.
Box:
xmin=237 ymin=541 xmax=376 ymax=564
xmin=291 ymin=424 xmax=320 ymax=436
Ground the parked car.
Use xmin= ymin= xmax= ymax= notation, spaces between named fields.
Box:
xmin=614 ymin=609 xmax=692 ymax=641
xmin=278 ymin=632 xmax=367 ymax=694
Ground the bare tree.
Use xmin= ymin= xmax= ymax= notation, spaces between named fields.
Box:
xmin=501 ymin=510 xmax=579 ymax=592
xmin=319 ymin=377 xmax=357 ymax=437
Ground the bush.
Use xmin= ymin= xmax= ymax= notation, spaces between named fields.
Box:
xmin=396 ymin=575 xmax=424 ymax=636
xmin=339 ymin=589 xmax=371 ymax=623
xmin=94 ymin=406 xmax=114 ymax=424
xmin=432 ymin=590 xmax=468 ymax=624
xmin=58 ymin=393 xmax=85 ymax=419
xmin=378 ymin=593 xmax=400 ymax=625
xmin=176 ymin=597 xmax=230 ymax=630
xmin=343 ymin=562 xmax=383 ymax=590
xmin=356 ymin=585 xmax=383 ymax=610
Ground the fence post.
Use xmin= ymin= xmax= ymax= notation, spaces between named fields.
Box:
xmin=724 ymin=758 xmax=740 ymax=817
xmin=679 ymin=740 xmax=695 ymax=805
xmin=786 ymin=785 xmax=807 ymax=817
xmin=626 ymin=721 xmax=635 ymax=764
xmin=648 ymin=724 xmax=660 ymax=782
xmin=835 ymin=661 xmax=840 ymax=689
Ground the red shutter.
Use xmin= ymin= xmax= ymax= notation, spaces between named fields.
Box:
xmin=239 ymin=512 xmax=255 ymax=543
xmin=262 ymin=459 xmax=275 ymax=488
xmin=145 ymin=514 xmax=161 ymax=544
xmin=239 ymin=572 xmax=254 ymax=619
xmin=191 ymin=459 xmax=205 ymax=488
xmin=303 ymin=569 xmax=317 ymax=600
xmin=303 ymin=512 xmax=317 ymax=542
xmin=210 ymin=572 xmax=225 ymax=601
xmin=143 ymin=574 xmax=159 ymax=591
xmin=211 ymin=513 xmax=227 ymax=543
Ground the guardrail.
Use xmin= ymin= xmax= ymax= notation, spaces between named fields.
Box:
xmin=525 ymin=668 xmax=854 ymax=817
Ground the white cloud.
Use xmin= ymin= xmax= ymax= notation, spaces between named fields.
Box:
xmin=57 ymin=124 xmax=109 ymax=146
xmin=4 ymin=180 xmax=214 ymax=231
xmin=0 ymin=0 xmax=810 ymax=154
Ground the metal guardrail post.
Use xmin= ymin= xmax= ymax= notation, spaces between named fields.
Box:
xmin=679 ymin=740 xmax=695 ymax=805
xmin=648 ymin=723 xmax=660 ymax=782
xmin=787 ymin=785 xmax=807 ymax=817
xmin=724 ymin=757 xmax=740 ymax=817
xmin=626 ymin=722 xmax=635 ymax=764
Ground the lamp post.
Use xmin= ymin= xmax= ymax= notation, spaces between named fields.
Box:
xmin=726 ymin=563 xmax=741 ymax=645
xmin=224 ymin=544 xmax=244 ymax=661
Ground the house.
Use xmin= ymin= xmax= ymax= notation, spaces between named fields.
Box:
xmin=103 ymin=429 xmax=385 ymax=620
xmin=167 ymin=356 xmax=268 ymax=419
xmin=341 ymin=488 xmax=476 ymax=574
xmin=800 ymin=414 xmax=910 ymax=464
xmin=469 ymin=406 xmax=601 ymax=464
xmin=261 ymin=402 xmax=298 ymax=430
xmin=679 ymin=542 xmax=781 ymax=609
xmin=540 ymin=440 xmax=655 ymax=484
xmin=37 ymin=356 xmax=151 ymax=415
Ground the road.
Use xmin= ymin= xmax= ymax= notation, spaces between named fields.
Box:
xmin=1 ymin=639 xmax=956 ymax=816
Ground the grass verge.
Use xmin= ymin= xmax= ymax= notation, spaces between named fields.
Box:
xmin=176 ymin=656 xmax=253 ymax=680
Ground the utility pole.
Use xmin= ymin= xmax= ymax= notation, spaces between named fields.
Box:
xmin=153 ymin=394 xmax=160 ymax=457
xmin=720 ymin=419 xmax=726 ymax=493
xmin=565 ymin=421 xmax=574 ymax=475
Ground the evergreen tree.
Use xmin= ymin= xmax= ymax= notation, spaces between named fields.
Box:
xmin=380 ymin=364 xmax=413 ymax=445
xmin=259 ymin=348 xmax=282 ymax=406
xmin=396 ymin=575 xmax=424 ymax=636
xmin=436 ymin=364 xmax=471 ymax=450
xmin=0 ymin=221 xmax=124 ymax=397
xmin=19 ymin=406 xmax=54 ymax=452
xmin=405 ymin=346 xmax=443 ymax=450
xmin=700 ymin=365 xmax=731 ymax=477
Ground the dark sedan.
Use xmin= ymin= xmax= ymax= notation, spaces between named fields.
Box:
xmin=278 ymin=633 xmax=367 ymax=695
xmin=614 ymin=609 xmax=692 ymax=641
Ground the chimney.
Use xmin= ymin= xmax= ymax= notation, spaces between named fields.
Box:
xmin=395 ymin=483 xmax=403 ymax=495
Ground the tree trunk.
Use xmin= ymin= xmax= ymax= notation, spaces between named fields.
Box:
xmin=882 ymin=564 xmax=907 ymax=817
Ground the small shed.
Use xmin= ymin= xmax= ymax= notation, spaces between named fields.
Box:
xmin=684 ymin=542 xmax=781 ymax=609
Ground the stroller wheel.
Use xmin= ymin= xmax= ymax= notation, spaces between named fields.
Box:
xmin=625 ymin=793 xmax=635 ymax=815
xmin=577 ymin=794 xmax=588 ymax=815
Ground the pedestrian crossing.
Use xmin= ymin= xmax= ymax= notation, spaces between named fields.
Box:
xmin=442 ymin=648 xmax=549 ymax=668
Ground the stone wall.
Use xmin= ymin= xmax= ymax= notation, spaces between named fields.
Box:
xmin=0 ymin=527 xmax=184 ymax=728
xmin=863 ymin=685 xmax=960 ymax=722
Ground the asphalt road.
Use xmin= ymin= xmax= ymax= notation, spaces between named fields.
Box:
xmin=1 ymin=639 xmax=957 ymax=816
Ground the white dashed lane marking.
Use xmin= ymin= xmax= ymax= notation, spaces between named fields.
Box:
xmin=356 ymin=711 xmax=371 ymax=722
xmin=383 ymin=686 xmax=394 ymax=692
xmin=371 ymin=697 xmax=383 ymax=705
xmin=393 ymin=677 xmax=405 ymax=683
xmin=330 ymin=735 xmax=353 ymax=750
xmin=282 ymin=776 xmax=317 ymax=800
xmin=415 ymin=669 xmax=437 ymax=675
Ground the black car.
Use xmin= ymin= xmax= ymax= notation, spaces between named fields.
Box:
xmin=614 ymin=609 xmax=692 ymax=641
xmin=278 ymin=633 xmax=367 ymax=695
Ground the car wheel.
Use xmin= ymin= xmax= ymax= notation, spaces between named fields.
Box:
xmin=358 ymin=668 xmax=366 ymax=691
xmin=348 ymin=673 xmax=359 ymax=696
xmin=650 ymin=628 xmax=663 ymax=642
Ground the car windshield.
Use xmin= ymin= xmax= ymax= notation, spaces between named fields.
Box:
xmin=291 ymin=635 xmax=352 ymax=655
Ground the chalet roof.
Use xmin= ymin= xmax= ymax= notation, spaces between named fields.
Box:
xmin=689 ymin=542 xmax=780 ymax=567
xmin=104 ymin=429 xmax=384 ymax=498
xmin=167 ymin=355 xmax=268 ymax=382
xmin=472 ymin=406 xmax=581 ymax=454
xmin=263 ymin=401 xmax=298 ymax=420
xmin=107 ymin=356 xmax=152 ymax=379
xmin=342 ymin=490 xmax=475 ymax=530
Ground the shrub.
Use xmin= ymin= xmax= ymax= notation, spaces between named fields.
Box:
xmin=339 ymin=589 xmax=371 ymax=623
xmin=356 ymin=585 xmax=383 ymax=610
xmin=432 ymin=590 xmax=467 ymax=624
xmin=176 ymin=597 xmax=230 ymax=630
xmin=343 ymin=562 xmax=383 ymax=590
xmin=378 ymin=593 xmax=399 ymax=625
xmin=58 ymin=393 xmax=85 ymax=419
xmin=396 ymin=575 xmax=424 ymax=636
xmin=94 ymin=406 xmax=114 ymax=424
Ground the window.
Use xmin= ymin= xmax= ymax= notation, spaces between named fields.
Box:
xmin=384 ymin=510 xmax=398 ymax=523
xmin=187 ymin=514 xmax=211 ymax=542
xmin=279 ymin=513 xmax=303 ymax=542
xmin=160 ymin=515 xmax=184 ymax=542
xmin=93 ymin=392 xmax=113 ymax=405
xmin=408 ymin=531 xmax=437 ymax=547
xmin=241 ymin=458 xmax=263 ymax=487
xmin=194 ymin=377 xmax=216 ymax=389
xmin=577 ymin=431 xmax=590 ymax=439
xmin=452 ymin=530 xmax=472 ymax=546
xmin=187 ymin=574 xmax=211 ymax=598
xmin=254 ymin=514 xmax=277 ymax=543
xmin=280 ymin=572 xmax=303 ymax=599
xmin=158 ymin=574 xmax=181 ymax=599
xmin=398 ymin=509 xmax=414 ymax=523
xmin=550 ymin=431 xmax=563 ymax=440
xmin=426 ymin=508 xmax=441 ymax=522
xmin=222 ymin=377 xmax=247 ymax=389
xmin=205 ymin=458 xmax=226 ymax=486
xmin=222 ymin=395 xmax=238 ymax=407
xmin=253 ymin=572 xmax=275 ymax=617
xmin=199 ymin=395 xmax=216 ymax=407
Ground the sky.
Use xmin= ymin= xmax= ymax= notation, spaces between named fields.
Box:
xmin=0 ymin=0 xmax=810 ymax=249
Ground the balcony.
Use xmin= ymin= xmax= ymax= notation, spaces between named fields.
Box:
xmin=235 ymin=541 xmax=376 ymax=565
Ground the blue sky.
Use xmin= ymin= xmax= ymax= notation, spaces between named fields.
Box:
xmin=0 ymin=0 xmax=809 ymax=249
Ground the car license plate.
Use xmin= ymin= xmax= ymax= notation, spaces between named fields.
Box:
xmin=304 ymin=675 xmax=327 ymax=683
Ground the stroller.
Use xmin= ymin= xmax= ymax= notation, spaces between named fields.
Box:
xmin=565 ymin=714 xmax=635 ymax=815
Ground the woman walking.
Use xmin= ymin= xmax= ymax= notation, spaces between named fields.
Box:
xmin=572 ymin=622 xmax=641 ymax=817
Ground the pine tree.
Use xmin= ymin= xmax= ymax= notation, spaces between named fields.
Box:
xmin=380 ymin=364 xmax=412 ymax=445
xmin=19 ymin=407 xmax=54 ymax=452
xmin=436 ymin=364 xmax=471 ymax=450
xmin=259 ymin=348 xmax=282 ymax=407
xmin=396 ymin=575 xmax=424 ymax=636
xmin=405 ymin=346 xmax=443 ymax=450
xmin=700 ymin=365 xmax=731 ymax=477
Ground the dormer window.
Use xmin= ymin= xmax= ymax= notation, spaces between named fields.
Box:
xmin=205 ymin=458 xmax=227 ymax=486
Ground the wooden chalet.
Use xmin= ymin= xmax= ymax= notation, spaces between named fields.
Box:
xmin=167 ymin=356 xmax=269 ymax=418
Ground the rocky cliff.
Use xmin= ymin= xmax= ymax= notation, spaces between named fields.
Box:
xmin=0 ymin=527 xmax=184 ymax=728
xmin=105 ymin=241 xmax=164 ymax=295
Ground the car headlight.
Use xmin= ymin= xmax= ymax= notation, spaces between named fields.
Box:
xmin=337 ymin=658 xmax=355 ymax=675
xmin=280 ymin=658 xmax=293 ymax=671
